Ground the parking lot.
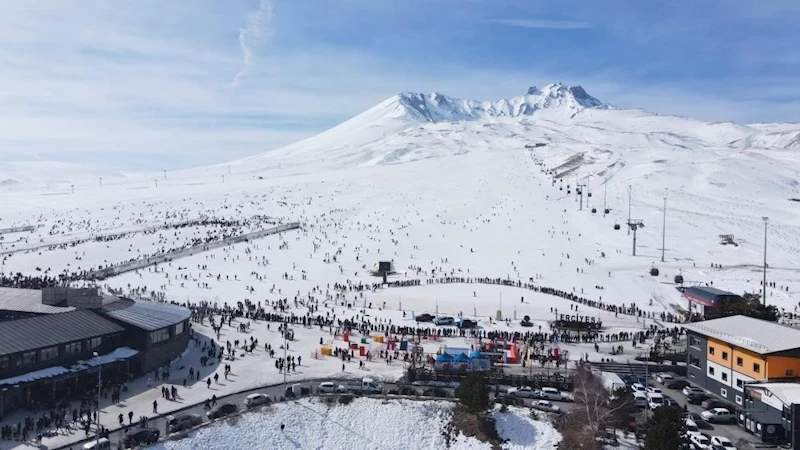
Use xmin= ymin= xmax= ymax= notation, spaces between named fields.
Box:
xmin=648 ymin=375 xmax=762 ymax=449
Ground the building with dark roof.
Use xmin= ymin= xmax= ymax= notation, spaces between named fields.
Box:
xmin=682 ymin=286 xmax=742 ymax=315
xmin=0 ymin=287 xmax=191 ymax=416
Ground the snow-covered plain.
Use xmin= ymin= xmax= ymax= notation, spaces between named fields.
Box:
xmin=2 ymin=83 xmax=800 ymax=449
xmin=150 ymin=398 xmax=560 ymax=450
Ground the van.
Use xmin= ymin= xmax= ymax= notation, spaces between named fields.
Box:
xmin=646 ymin=392 xmax=664 ymax=409
xmin=633 ymin=391 xmax=647 ymax=408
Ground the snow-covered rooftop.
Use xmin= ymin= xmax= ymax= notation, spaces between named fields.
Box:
xmin=684 ymin=315 xmax=800 ymax=355
xmin=0 ymin=287 xmax=74 ymax=314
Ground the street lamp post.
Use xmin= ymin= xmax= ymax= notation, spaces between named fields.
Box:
xmin=763 ymin=217 xmax=769 ymax=305
xmin=93 ymin=351 xmax=101 ymax=448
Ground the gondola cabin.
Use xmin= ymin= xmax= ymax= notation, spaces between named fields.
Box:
xmin=613 ymin=223 xmax=621 ymax=230
xmin=591 ymin=208 xmax=597 ymax=213
xmin=674 ymin=274 xmax=684 ymax=284
xmin=649 ymin=267 xmax=659 ymax=276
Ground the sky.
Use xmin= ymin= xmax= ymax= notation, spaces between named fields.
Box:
xmin=1 ymin=0 xmax=799 ymax=171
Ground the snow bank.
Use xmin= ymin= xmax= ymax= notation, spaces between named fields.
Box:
xmin=153 ymin=397 xmax=490 ymax=450
xmin=492 ymin=406 xmax=562 ymax=450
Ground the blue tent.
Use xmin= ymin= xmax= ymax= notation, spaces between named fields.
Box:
xmin=435 ymin=353 xmax=453 ymax=363
xmin=453 ymin=353 xmax=470 ymax=363
xmin=468 ymin=350 xmax=482 ymax=359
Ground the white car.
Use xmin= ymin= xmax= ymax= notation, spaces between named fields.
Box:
xmin=83 ymin=438 xmax=111 ymax=450
xmin=646 ymin=392 xmax=664 ymax=409
xmin=689 ymin=433 xmax=711 ymax=449
xmin=531 ymin=400 xmax=561 ymax=413
xmin=685 ymin=419 xmax=701 ymax=436
xmin=631 ymin=383 xmax=646 ymax=393
xmin=645 ymin=386 xmax=662 ymax=394
xmin=700 ymin=408 xmax=736 ymax=424
xmin=683 ymin=386 xmax=705 ymax=396
xmin=318 ymin=382 xmax=345 ymax=393
xmin=507 ymin=386 xmax=537 ymax=398
xmin=656 ymin=373 xmax=674 ymax=383
xmin=244 ymin=393 xmax=271 ymax=408
xmin=710 ymin=436 xmax=737 ymax=449
xmin=434 ymin=316 xmax=455 ymax=325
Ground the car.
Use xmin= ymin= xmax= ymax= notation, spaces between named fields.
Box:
xmin=647 ymin=392 xmax=665 ymax=409
xmin=318 ymin=382 xmax=346 ymax=393
xmin=207 ymin=403 xmax=238 ymax=420
xmin=244 ymin=393 xmax=271 ymax=408
xmin=422 ymin=388 xmax=448 ymax=398
xmin=388 ymin=386 xmax=417 ymax=396
xmin=709 ymin=436 xmax=737 ymax=449
xmin=538 ymin=386 xmax=570 ymax=401
xmin=415 ymin=313 xmax=434 ymax=322
xmin=434 ymin=316 xmax=455 ymax=326
xmin=656 ymin=373 xmax=675 ymax=384
xmin=646 ymin=386 xmax=663 ymax=394
xmin=166 ymin=413 xmax=203 ymax=432
xmin=687 ymin=392 xmax=710 ymax=405
xmin=685 ymin=419 xmax=701 ymax=436
xmin=457 ymin=319 xmax=477 ymax=329
xmin=687 ymin=412 xmax=713 ymax=430
xmin=531 ymin=400 xmax=561 ymax=414
xmin=662 ymin=395 xmax=677 ymax=407
xmin=496 ymin=394 xmax=525 ymax=407
xmin=683 ymin=386 xmax=705 ymax=396
xmin=700 ymin=408 xmax=736 ymax=424
xmin=689 ymin=433 xmax=712 ymax=449
xmin=701 ymin=398 xmax=730 ymax=410
xmin=631 ymin=383 xmax=646 ymax=393
xmin=666 ymin=379 xmax=690 ymax=390
xmin=122 ymin=428 xmax=160 ymax=448
xmin=507 ymin=386 xmax=537 ymax=398
xmin=83 ymin=438 xmax=111 ymax=450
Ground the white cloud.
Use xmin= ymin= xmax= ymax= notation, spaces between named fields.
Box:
xmin=233 ymin=0 xmax=274 ymax=87
xmin=490 ymin=19 xmax=590 ymax=30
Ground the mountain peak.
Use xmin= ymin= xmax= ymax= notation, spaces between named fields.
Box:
xmin=391 ymin=84 xmax=605 ymax=123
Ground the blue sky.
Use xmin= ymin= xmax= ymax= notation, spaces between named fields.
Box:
xmin=1 ymin=0 xmax=799 ymax=171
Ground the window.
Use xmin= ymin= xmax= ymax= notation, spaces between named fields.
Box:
xmin=754 ymin=362 xmax=761 ymax=373
xmin=690 ymin=336 xmax=701 ymax=349
xmin=722 ymin=372 xmax=728 ymax=382
xmin=736 ymin=379 xmax=743 ymax=388
xmin=149 ymin=328 xmax=170 ymax=344
xmin=736 ymin=357 xmax=743 ymax=366
xmin=20 ymin=351 xmax=36 ymax=366
xmin=721 ymin=388 xmax=728 ymax=397
xmin=88 ymin=337 xmax=102 ymax=349
xmin=689 ymin=355 xmax=701 ymax=368
xmin=39 ymin=346 xmax=58 ymax=361
xmin=0 ymin=356 xmax=8 ymax=370
xmin=174 ymin=321 xmax=185 ymax=335
xmin=709 ymin=347 xmax=715 ymax=355
xmin=736 ymin=395 xmax=742 ymax=405
xmin=64 ymin=342 xmax=81 ymax=355
xmin=709 ymin=367 xmax=715 ymax=376
xmin=722 ymin=351 xmax=729 ymax=360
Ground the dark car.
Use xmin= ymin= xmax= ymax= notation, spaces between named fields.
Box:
xmin=422 ymin=388 xmax=448 ymax=398
xmin=207 ymin=403 xmax=238 ymax=420
xmin=687 ymin=392 xmax=710 ymax=405
xmin=686 ymin=412 xmax=713 ymax=430
xmin=457 ymin=319 xmax=477 ymax=329
xmin=167 ymin=413 xmax=203 ymax=432
xmin=415 ymin=313 xmax=433 ymax=322
xmin=388 ymin=386 xmax=418 ymax=396
xmin=666 ymin=379 xmax=690 ymax=390
xmin=122 ymin=428 xmax=160 ymax=448
xmin=701 ymin=398 xmax=730 ymax=410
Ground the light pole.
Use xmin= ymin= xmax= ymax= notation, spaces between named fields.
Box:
xmin=762 ymin=217 xmax=769 ymax=305
xmin=661 ymin=197 xmax=667 ymax=263
xmin=93 ymin=351 xmax=101 ymax=448
xmin=627 ymin=185 xmax=632 ymax=235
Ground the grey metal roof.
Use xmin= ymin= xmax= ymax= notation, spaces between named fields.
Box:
xmin=101 ymin=300 xmax=190 ymax=331
xmin=0 ymin=287 xmax=75 ymax=314
xmin=0 ymin=310 xmax=124 ymax=356
xmin=685 ymin=286 xmax=733 ymax=296
xmin=684 ymin=315 xmax=800 ymax=355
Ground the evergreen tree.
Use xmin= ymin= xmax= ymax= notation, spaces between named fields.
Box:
xmin=457 ymin=372 xmax=490 ymax=413
xmin=644 ymin=405 xmax=687 ymax=450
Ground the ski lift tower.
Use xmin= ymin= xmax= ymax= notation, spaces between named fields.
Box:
xmin=627 ymin=219 xmax=645 ymax=256
xmin=577 ymin=183 xmax=587 ymax=210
